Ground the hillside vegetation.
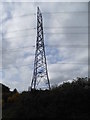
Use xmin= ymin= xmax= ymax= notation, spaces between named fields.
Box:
xmin=2 ymin=77 xmax=90 ymax=119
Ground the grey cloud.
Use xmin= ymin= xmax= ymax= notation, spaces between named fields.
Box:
xmin=2 ymin=2 xmax=88 ymax=91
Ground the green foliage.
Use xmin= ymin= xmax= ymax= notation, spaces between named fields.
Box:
xmin=2 ymin=77 xmax=90 ymax=119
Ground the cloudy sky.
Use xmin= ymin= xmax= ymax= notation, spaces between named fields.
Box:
xmin=0 ymin=2 xmax=88 ymax=91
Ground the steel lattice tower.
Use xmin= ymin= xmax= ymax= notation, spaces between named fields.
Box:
xmin=31 ymin=7 xmax=50 ymax=90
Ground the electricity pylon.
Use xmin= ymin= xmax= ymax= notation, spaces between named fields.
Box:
xmin=31 ymin=7 xmax=50 ymax=90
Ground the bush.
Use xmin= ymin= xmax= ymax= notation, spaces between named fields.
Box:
xmin=7 ymin=93 xmax=19 ymax=103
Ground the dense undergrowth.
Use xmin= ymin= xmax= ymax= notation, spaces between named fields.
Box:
xmin=2 ymin=77 xmax=90 ymax=119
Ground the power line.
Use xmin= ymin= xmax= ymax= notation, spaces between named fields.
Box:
xmin=42 ymin=11 xmax=88 ymax=14
xmin=4 ymin=11 xmax=88 ymax=18
xmin=2 ymin=26 xmax=88 ymax=34
xmin=2 ymin=13 xmax=36 ymax=19
xmin=44 ymin=26 xmax=88 ymax=28
xmin=4 ymin=28 xmax=36 ymax=34
xmin=1 ymin=63 xmax=33 ymax=70
xmin=1 ymin=46 xmax=35 ymax=53
xmin=45 ymin=45 xmax=88 ymax=48
xmin=2 ymin=11 xmax=88 ymax=21
xmin=1 ymin=62 xmax=88 ymax=70
xmin=2 ymin=34 xmax=35 ymax=40
xmin=2 ymin=32 xmax=88 ymax=40
xmin=45 ymin=32 xmax=88 ymax=34
xmin=1 ymin=44 xmax=88 ymax=54
xmin=53 ymin=62 xmax=88 ymax=65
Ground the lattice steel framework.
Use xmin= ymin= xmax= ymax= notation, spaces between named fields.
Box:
xmin=31 ymin=7 xmax=50 ymax=90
